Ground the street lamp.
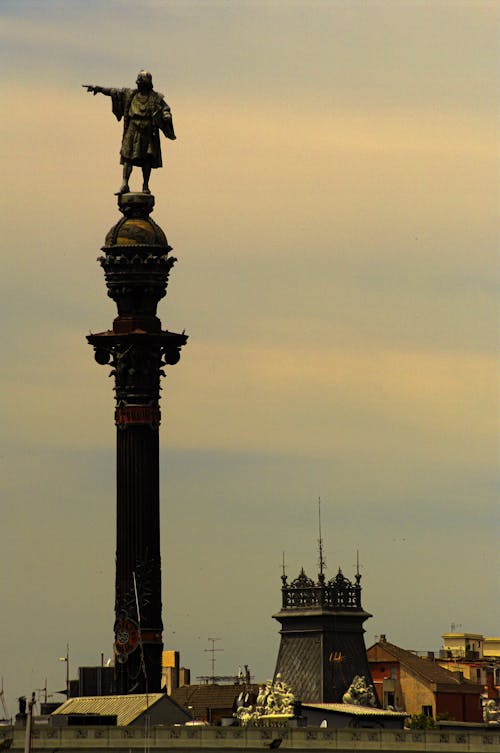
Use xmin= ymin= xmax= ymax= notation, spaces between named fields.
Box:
xmin=58 ymin=644 xmax=70 ymax=699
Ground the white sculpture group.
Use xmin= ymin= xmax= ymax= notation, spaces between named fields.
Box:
xmin=342 ymin=675 xmax=377 ymax=707
xmin=484 ymin=700 xmax=500 ymax=724
xmin=235 ymin=674 xmax=295 ymax=726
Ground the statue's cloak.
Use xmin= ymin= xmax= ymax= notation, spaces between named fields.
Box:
xmin=110 ymin=88 xmax=176 ymax=168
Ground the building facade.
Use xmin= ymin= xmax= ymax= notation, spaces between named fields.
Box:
xmin=367 ymin=637 xmax=483 ymax=722
xmin=439 ymin=632 xmax=500 ymax=700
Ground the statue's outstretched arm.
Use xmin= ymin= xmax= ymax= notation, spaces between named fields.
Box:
xmin=82 ymin=85 xmax=113 ymax=97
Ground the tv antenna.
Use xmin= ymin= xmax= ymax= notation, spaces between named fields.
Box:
xmin=317 ymin=497 xmax=326 ymax=578
xmin=204 ymin=638 xmax=223 ymax=683
xmin=354 ymin=550 xmax=363 ymax=582
xmin=0 ymin=677 xmax=9 ymax=722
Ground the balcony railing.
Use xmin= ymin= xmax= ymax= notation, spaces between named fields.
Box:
xmin=439 ymin=649 xmax=480 ymax=661
xmin=282 ymin=583 xmax=361 ymax=610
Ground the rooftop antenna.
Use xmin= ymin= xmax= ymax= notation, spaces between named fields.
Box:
xmin=204 ymin=638 xmax=223 ymax=683
xmin=354 ymin=549 xmax=362 ymax=584
xmin=317 ymin=497 xmax=326 ymax=582
xmin=281 ymin=551 xmax=287 ymax=585
xmin=58 ymin=643 xmax=70 ymax=699
xmin=0 ymin=677 xmax=9 ymax=722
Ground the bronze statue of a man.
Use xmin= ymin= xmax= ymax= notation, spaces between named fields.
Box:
xmin=84 ymin=70 xmax=176 ymax=195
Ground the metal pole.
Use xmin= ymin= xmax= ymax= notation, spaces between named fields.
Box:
xmin=23 ymin=692 xmax=35 ymax=753
xmin=66 ymin=644 xmax=70 ymax=699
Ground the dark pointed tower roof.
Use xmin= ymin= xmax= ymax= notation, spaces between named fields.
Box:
xmin=273 ymin=556 xmax=376 ymax=704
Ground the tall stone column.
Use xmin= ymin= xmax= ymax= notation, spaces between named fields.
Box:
xmin=88 ymin=192 xmax=187 ymax=693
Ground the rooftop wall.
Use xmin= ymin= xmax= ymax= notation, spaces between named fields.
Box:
xmin=1 ymin=724 xmax=498 ymax=751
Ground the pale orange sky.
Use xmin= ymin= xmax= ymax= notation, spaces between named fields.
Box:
xmin=0 ymin=0 xmax=498 ymax=711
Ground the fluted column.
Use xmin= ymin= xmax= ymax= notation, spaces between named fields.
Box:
xmin=88 ymin=192 xmax=187 ymax=693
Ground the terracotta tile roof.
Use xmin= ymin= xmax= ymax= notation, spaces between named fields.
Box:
xmin=369 ymin=641 xmax=482 ymax=691
xmin=171 ymin=684 xmax=259 ymax=721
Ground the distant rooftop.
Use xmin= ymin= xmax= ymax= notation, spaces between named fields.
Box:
xmin=52 ymin=694 xmax=178 ymax=726
xmin=369 ymin=640 xmax=483 ymax=691
xmin=302 ymin=702 xmax=407 ymax=718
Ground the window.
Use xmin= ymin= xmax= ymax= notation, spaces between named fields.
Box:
xmin=385 ymin=692 xmax=395 ymax=707
xmin=422 ymin=705 xmax=433 ymax=717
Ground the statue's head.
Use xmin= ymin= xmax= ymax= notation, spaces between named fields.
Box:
xmin=136 ymin=70 xmax=153 ymax=91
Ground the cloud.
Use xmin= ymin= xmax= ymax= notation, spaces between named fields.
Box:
xmin=2 ymin=81 xmax=496 ymax=459
xmin=161 ymin=341 xmax=497 ymax=461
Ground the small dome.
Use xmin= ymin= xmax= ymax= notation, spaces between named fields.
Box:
xmin=104 ymin=216 xmax=168 ymax=248
xmin=103 ymin=192 xmax=170 ymax=249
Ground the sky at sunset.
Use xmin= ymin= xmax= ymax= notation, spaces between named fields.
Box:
xmin=0 ymin=0 xmax=498 ymax=712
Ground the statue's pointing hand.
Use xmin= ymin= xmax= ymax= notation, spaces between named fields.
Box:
xmin=82 ymin=84 xmax=100 ymax=95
